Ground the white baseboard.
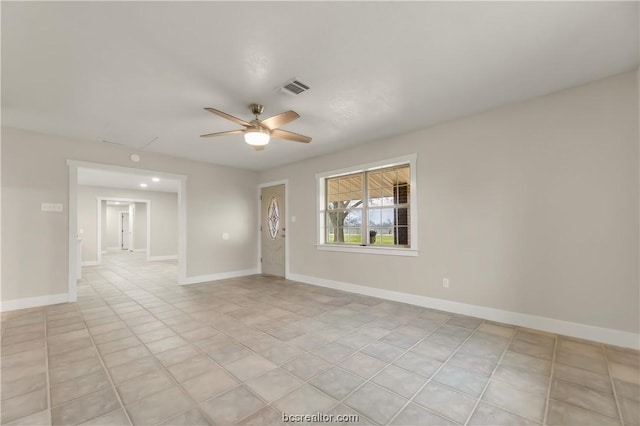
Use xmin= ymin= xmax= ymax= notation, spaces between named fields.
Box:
xmin=106 ymin=247 xmax=120 ymax=251
xmin=1 ymin=293 xmax=69 ymax=312
xmin=133 ymin=249 xmax=147 ymax=253
xmin=148 ymin=255 xmax=178 ymax=261
xmin=180 ymin=268 xmax=259 ymax=286
xmin=288 ymin=273 xmax=640 ymax=350
xmin=81 ymin=260 xmax=99 ymax=267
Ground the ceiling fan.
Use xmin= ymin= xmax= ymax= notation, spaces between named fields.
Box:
xmin=201 ymin=103 xmax=312 ymax=151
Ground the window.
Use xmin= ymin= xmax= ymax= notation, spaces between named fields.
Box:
xmin=317 ymin=155 xmax=418 ymax=256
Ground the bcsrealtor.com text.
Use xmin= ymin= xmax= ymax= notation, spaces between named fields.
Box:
xmin=282 ymin=412 xmax=360 ymax=423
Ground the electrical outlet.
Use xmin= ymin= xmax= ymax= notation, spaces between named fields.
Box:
xmin=443 ymin=278 xmax=449 ymax=288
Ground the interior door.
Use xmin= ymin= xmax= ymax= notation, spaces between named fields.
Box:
xmin=121 ymin=212 xmax=129 ymax=250
xmin=261 ymin=184 xmax=285 ymax=277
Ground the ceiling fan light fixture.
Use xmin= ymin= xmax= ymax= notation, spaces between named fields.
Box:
xmin=244 ymin=128 xmax=270 ymax=146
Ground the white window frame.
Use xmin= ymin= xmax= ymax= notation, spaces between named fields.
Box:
xmin=316 ymin=153 xmax=418 ymax=257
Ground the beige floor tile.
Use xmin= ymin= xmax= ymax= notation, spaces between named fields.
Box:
xmin=550 ymin=378 xmax=619 ymax=419
xmin=610 ymin=362 xmax=640 ymax=385
xmin=414 ymin=382 xmax=476 ymax=424
xmin=483 ymin=379 xmax=546 ymax=422
xmin=339 ymin=353 xmax=387 ymax=379
xmin=310 ymin=367 xmax=364 ymax=400
xmin=116 ymin=369 xmax=175 ymax=405
xmin=181 ymin=368 xmax=238 ymax=402
xmin=1 ymin=372 xmax=47 ymax=401
xmin=390 ymin=403 xmax=456 ymax=426
xmin=167 ymin=355 xmax=217 ymax=383
xmin=199 ymin=386 xmax=265 ymax=424
xmin=126 ymin=386 xmax=193 ymax=425
xmin=1 ymin=387 xmax=48 ymax=424
xmin=101 ymin=345 xmax=151 ymax=368
xmin=371 ymin=365 xmax=425 ymax=399
xmin=51 ymin=370 xmax=111 ymax=406
xmin=433 ymin=365 xmax=488 ymax=397
xmin=344 ymin=383 xmax=406 ymax=425
xmin=160 ymin=407 xmax=212 ymax=426
xmin=546 ymin=400 xmax=619 ymax=426
xmin=5 ymin=409 xmax=50 ymax=426
xmin=246 ymin=368 xmax=304 ymax=402
xmin=51 ymin=388 xmax=120 ymax=426
xmin=468 ymin=402 xmax=537 ymax=425
xmin=274 ymin=384 xmax=338 ymax=416
xmin=79 ymin=408 xmax=130 ymax=425
xmin=393 ymin=351 xmax=442 ymax=379
xmin=282 ymin=354 xmax=331 ymax=380
xmin=225 ymin=353 xmax=278 ymax=381
xmin=49 ymin=356 xmax=104 ymax=385
xmin=109 ymin=356 xmax=161 ymax=384
xmin=492 ymin=364 xmax=549 ymax=396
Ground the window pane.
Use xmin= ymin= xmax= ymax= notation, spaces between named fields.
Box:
xmin=368 ymin=209 xmax=382 ymax=226
xmin=343 ymin=227 xmax=362 ymax=244
xmin=343 ymin=210 xmax=362 ymax=227
xmin=368 ymin=171 xmax=382 ymax=188
xmin=368 ymin=189 xmax=383 ymax=206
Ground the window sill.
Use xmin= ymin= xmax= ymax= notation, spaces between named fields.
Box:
xmin=316 ymin=244 xmax=419 ymax=257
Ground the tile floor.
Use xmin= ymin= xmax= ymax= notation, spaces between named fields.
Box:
xmin=1 ymin=252 xmax=639 ymax=425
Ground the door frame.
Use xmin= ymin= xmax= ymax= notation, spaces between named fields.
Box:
xmin=257 ymin=179 xmax=289 ymax=278
xmin=68 ymin=160 xmax=187 ymax=302
xmin=98 ymin=198 xmax=151 ymax=262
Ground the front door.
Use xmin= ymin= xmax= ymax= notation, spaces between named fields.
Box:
xmin=261 ymin=184 xmax=285 ymax=277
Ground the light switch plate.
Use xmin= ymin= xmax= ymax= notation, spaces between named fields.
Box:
xmin=42 ymin=203 xmax=63 ymax=212
xmin=222 ymin=232 xmax=230 ymax=241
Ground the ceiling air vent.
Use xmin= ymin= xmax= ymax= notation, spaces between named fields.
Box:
xmin=279 ymin=78 xmax=310 ymax=96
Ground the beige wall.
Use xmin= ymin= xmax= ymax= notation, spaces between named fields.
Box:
xmin=1 ymin=127 xmax=258 ymax=301
xmin=259 ymin=70 xmax=639 ymax=333
xmin=77 ymin=186 xmax=177 ymax=262
xmin=134 ymin=202 xmax=147 ymax=251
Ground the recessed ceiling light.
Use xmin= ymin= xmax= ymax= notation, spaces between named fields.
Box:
xmin=152 ymin=177 xmax=160 ymax=182
xmin=114 ymin=202 xmax=120 ymax=205
xmin=130 ymin=153 xmax=141 ymax=162
xmin=140 ymin=183 xmax=147 ymax=188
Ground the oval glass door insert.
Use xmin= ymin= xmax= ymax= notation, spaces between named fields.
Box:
xmin=268 ymin=197 xmax=280 ymax=239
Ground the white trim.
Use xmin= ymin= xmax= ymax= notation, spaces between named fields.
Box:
xmin=67 ymin=160 xmax=186 ymax=181
xmin=68 ymin=166 xmax=78 ymax=302
xmin=133 ymin=249 xmax=147 ymax=253
xmin=178 ymin=178 xmax=187 ymax=286
xmin=1 ymin=293 xmax=69 ymax=312
xmin=315 ymin=153 xmax=418 ymax=251
xmin=106 ymin=247 xmax=121 ymax=251
xmin=288 ymin=273 xmax=640 ymax=350
xmin=81 ymin=261 xmax=99 ymax=267
xmin=180 ymin=269 xmax=259 ymax=286
xmin=257 ymin=179 xmax=289 ymax=278
xmin=148 ymin=255 xmax=178 ymax=261
xmin=315 ymin=245 xmax=419 ymax=257
xmin=101 ymin=250 xmax=107 ymax=254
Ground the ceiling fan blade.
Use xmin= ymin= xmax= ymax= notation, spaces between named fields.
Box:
xmin=253 ymin=145 xmax=266 ymax=151
xmin=204 ymin=108 xmax=251 ymax=127
xmin=200 ymin=130 xmax=245 ymax=138
xmin=271 ymin=129 xmax=312 ymax=143
xmin=260 ymin=111 xmax=299 ymax=130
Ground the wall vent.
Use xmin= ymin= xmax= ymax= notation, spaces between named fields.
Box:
xmin=279 ymin=78 xmax=310 ymax=96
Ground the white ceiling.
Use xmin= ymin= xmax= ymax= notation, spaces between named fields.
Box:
xmin=78 ymin=168 xmax=180 ymax=193
xmin=2 ymin=2 xmax=638 ymax=171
